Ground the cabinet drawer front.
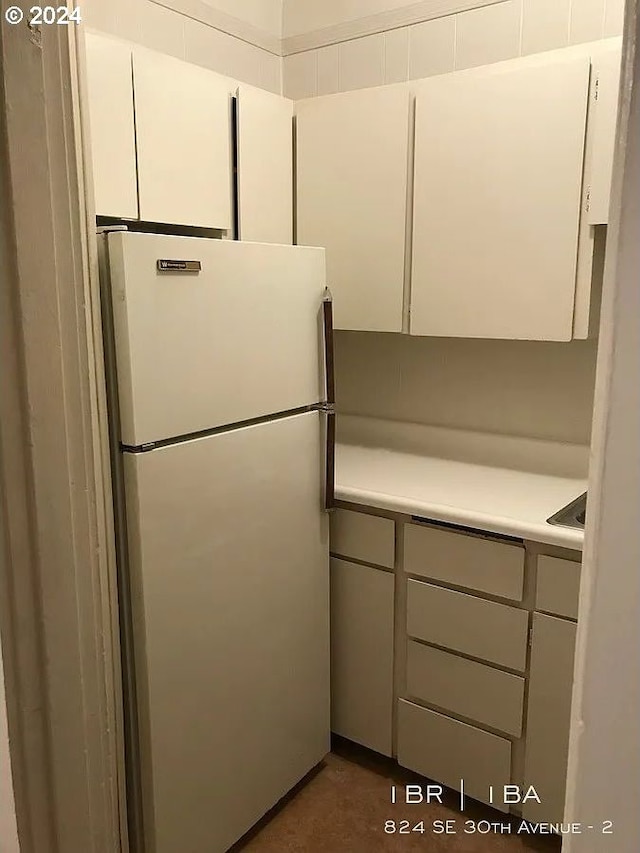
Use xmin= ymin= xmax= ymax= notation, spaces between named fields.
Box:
xmin=536 ymin=555 xmax=581 ymax=620
xmin=330 ymin=559 xmax=395 ymax=756
xmin=330 ymin=509 xmax=394 ymax=568
xmin=407 ymin=580 xmax=529 ymax=671
xmin=406 ymin=641 xmax=525 ymax=737
xmin=404 ymin=523 xmax=524 ymax=601
xmin=398 ymin=700 xmax=511 ymax=811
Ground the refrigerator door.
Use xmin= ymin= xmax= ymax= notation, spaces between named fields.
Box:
xmin=107 ymin=232 xmax=326 ymax=447
xmin=123 ymin=411 xmax=329 ymax=853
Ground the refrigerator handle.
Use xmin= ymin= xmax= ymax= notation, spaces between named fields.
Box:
xmin=322 ymin=288 xmax=336 ymax=511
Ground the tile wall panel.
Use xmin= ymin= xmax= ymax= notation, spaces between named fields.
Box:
xmin=384 ymin=27 xmax=410 ymax=84
xmin=521 ymin=0 xmax=571 ymax=54
xmin=409 ymin=16 xmax=456 ymax=79
xmin=569 ymin=0 xmax=607 ymax=44
xmin=317 ymin=45 xmax=340 ymax=95
xmin=339 ymin=33 xmax=386 ymax=90
xmin=604 ymin=0 xmax=626 ymax=36
xmin=454 ymin=0 xmax=522 ymax=70
xmin=283 ymin=51 xmax=318 ymax=99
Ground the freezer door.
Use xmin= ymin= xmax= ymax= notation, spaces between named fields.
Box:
xmin=123 ymin=411 xmax=329 ymax=853
xmin=107 ymin=232 xmax=326 ymax=446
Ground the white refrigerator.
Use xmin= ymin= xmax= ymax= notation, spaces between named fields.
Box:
xmin=101 ymin=231 xmax=332 ymax=853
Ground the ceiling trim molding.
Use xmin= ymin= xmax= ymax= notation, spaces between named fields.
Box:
xmin=151 ymin=0 xmax=282 ymax=55
xmin=282 ymin=0 xmax=507 ymax=56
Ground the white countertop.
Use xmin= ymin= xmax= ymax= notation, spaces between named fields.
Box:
xmin=335 ymin=417 xmax=588 ymax=551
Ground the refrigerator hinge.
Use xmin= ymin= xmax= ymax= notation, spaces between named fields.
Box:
xmin=96 ymin=224 xmax=130 ymax=234
xmin=316 ymin=402 xmax=336 ymax=414
xmin=322 ymin=286 xmax=334 ymax=303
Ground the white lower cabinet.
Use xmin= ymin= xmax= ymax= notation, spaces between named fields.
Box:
xmin=523 ymin=613 xmax=578 ymax=825
xmin=330 ymin=558 xmax=394 ymax=756
xmin=328 ymin=511 xmax=582 ymax=820
xmin=397 ymin=700 xmax=512 ymax=811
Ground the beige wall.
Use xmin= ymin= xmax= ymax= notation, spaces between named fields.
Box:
xmin=283 ymin=0 xmax=625 ymax=98
xmin=82 ymin=0 xmax=283 ymax=93
xmin=335 ymin=332 xmax=598 ymax=444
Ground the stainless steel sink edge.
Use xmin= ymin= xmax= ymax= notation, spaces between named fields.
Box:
xmin=547 ymin=491 xmax=587 ymax=530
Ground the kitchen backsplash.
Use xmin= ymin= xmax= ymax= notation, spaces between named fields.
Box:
xmin=283 ymin=0 xmax=626 ymax=99
xmin=335 ymin=331 xmax=598 ymax=446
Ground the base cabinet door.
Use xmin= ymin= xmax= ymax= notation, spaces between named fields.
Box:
xmin=523 ymin=613 xmax=577 ymax=824
xmin=330 ymin=558 xmax=394 ymax=755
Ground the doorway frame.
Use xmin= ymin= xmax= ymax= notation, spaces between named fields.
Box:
xmin=0 ymin=14 xmax=123 ymax=853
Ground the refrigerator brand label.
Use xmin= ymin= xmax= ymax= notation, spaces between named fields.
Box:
xmin=157 ymin=259 xmax=202 ymax=272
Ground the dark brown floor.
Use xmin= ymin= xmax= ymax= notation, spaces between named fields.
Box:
xmin=235 ymin=739 xmax=562 ymax=852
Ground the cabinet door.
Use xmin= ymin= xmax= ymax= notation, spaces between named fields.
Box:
xmin=330 ymin=558 xmax=394 ymax=756
xmin=133 ymin=49 xmax=233 ymax=229
xmin=587 ymin=41 xmax=622 ymax=225
xmin=237 ymin=85 xmax=293 ymax=244
xmin=296 ymin=86 xmax=410 ymax=332
xmin=523 ymin=613 xmax=577 ymax=824
xmin=84 ymin=33 xmax=138 ymax=219
xmin=411 ymin=53 xmax=590 ymax=341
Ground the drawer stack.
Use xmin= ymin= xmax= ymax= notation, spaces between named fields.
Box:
xmin=327 ymin=505 xmax=582 ymax=825
xmin=399 ymin=522 xmax=527 ymax=810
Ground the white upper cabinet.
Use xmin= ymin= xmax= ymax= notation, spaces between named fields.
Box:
xmin=84 ymin=33 xmax=138 ymax=219
xmin=296 ymin=86 xmax=411 ymax=332
xmin=586 ymin=41 xmax=622 ymax=225
xmin=133 ymin=49 xmax=233 ymax=229
xmin=410 ymin=53 xmax=591 ymax=341
xmin=237 ymin=86 xmax=293 ymax=244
